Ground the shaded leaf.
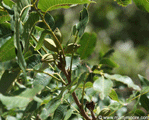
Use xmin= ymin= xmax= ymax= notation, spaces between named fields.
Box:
xmin=77 ymin=32 xmax=97 ymax=59
xmin=0 ymin=23 xmax=12 ymax=38
xmin=40 ymin=99 xmax=61 ymax=119
xmin=64 ymin=109 xmax=74 ymax=120
xmin=134 ymin=109 xmax=146 ymax=116
xmin=70 ymin=72 xmax=87 ymax=92
xmin=38 ymin=12 xmax=55 ymax=29
xmin=22 ymin=12 xmax=40 ymax=52
xmin=0 ymin=69 xmax=20 ymax=94
xmin=53 ymin=104 xmax=68 ymax=120
xmin=14 ymin=4 xmax=26 ymax=74
xmin=0 ymin=37 xmax=16 ymax=62
xmin=93 ymin=76 xmax=113 ymax=100
xmin=38 ymin=0 xmax=95 ymax=12
xmin=76 ymin=7 xmax=89 ymax=37
xmin=3 ymin=0 xmax=15 ymax=9
xmin=140 ymin=94 xmax=149 ymax=111
xmin=104 ymin=73 xmax=141 ymax=91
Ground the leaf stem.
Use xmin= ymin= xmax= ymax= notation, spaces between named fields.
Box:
xmin=26 ymin=69 xmax=67 ymax=85
xmin=20 ymin=5 xmax=33 ymax=18
xmin=31 ymin=34 xmax=55 ymax=70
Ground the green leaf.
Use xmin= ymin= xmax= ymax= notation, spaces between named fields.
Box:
xmin=65 ymin=43 xmax=81 ymax=54
xmin=0 ymin=10 xmax=10 ymax=24
xmin=140 ymin=94 xmax=149 ymax=111
xmin=109 ymin=102 xmax=121 ymax=111
xmin=0 ymin=87 xmax=42 ymax=110
xmin=22 ymin=12 xmax=40 ymax=52
xmin=14 ymin=4 xmax=26 ymax=74
xmin=109 ymin=89 xmax=119 ymax=102
xmin=104 ymin=73 xmax=141 ymax=91
xmin=38 ymin=12 xmax=55 ymax=29
xmin=17 ymin=0 xmax=31 ymax=22
xmin=2 ymin=0 xmax=15 ymax=8
xmin=64 ymin=109 xmax=73 ymax=120
xmin=138 ymin=74 xmax=149 ymax=86
xmin=76 ymin=7 xmax=89 ymax=37
xmin=114 ymin=0 xmax=132 ymax=6
xmin=0 ymin=73 xmax=51 ymax=110
xmin=103 ymin=49 xmax=115 ymax=58
xmin=40 ymin=99 xmax=61 ymax=119
xmin=93 ymin=76 xmax=113 ymax=100
xmin=0 ymin=37 xmax=16 ymax=62
xmin=100 ymin=58 xmax=119 ymax=68
xmin=133 ymin=0 xmax=149 ymax=12
xmin=77 ymin=32 xmax=97 ymax=59
xmin=35 ymin=30 xmax=51 ymax=50
xmin=0 ymin=69 xmax=20 ymax=94
xmin=53 ymin=104 xmax=68 ymax=120
xmin=38 ymin=0 xmax=95 ymax=12
xmin=70 ymin=72 xmax=87 ymax=92
xmin=134 ymin=109 xmax=146 ymax=116
xmin=0 ymin=23 xmax=12 ymax=38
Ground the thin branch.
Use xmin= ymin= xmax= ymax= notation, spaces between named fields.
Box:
xmin=33 ymin=3 xmax=66 ymax=61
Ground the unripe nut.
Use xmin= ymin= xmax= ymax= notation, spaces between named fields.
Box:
xmin=41 ymin=54 xmax=58 ymax=63
xmin=99 ymin=108 xmax=111 ymax=116
xmin=44 ymin=38 xmax=58 ymax=52
xmin=54 ymin=27 xmax=62 ymax=43
xmin=65 ymin=43 xmax=80 ymax=54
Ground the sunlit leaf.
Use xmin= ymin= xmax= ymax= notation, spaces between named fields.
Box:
xmin=109 ymin=89 xmax=119 ymax=102
xmin=0 ymin=10 xmax=10 ymax=24
xmin=133 ymin=0 xmax=149 ymax=12
xmin=104 ymin=73 xmax=141 ymax=91
xmin=93 ymin=76 xmax=113 ymax=100
xmin=38 ymin=0 xmax=95 ymax=12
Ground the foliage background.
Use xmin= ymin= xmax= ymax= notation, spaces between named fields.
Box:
xmin=53 ymin=0 xmax=149 ymax=80
xmin=0 ymin=0 xmax=149 ymax=119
